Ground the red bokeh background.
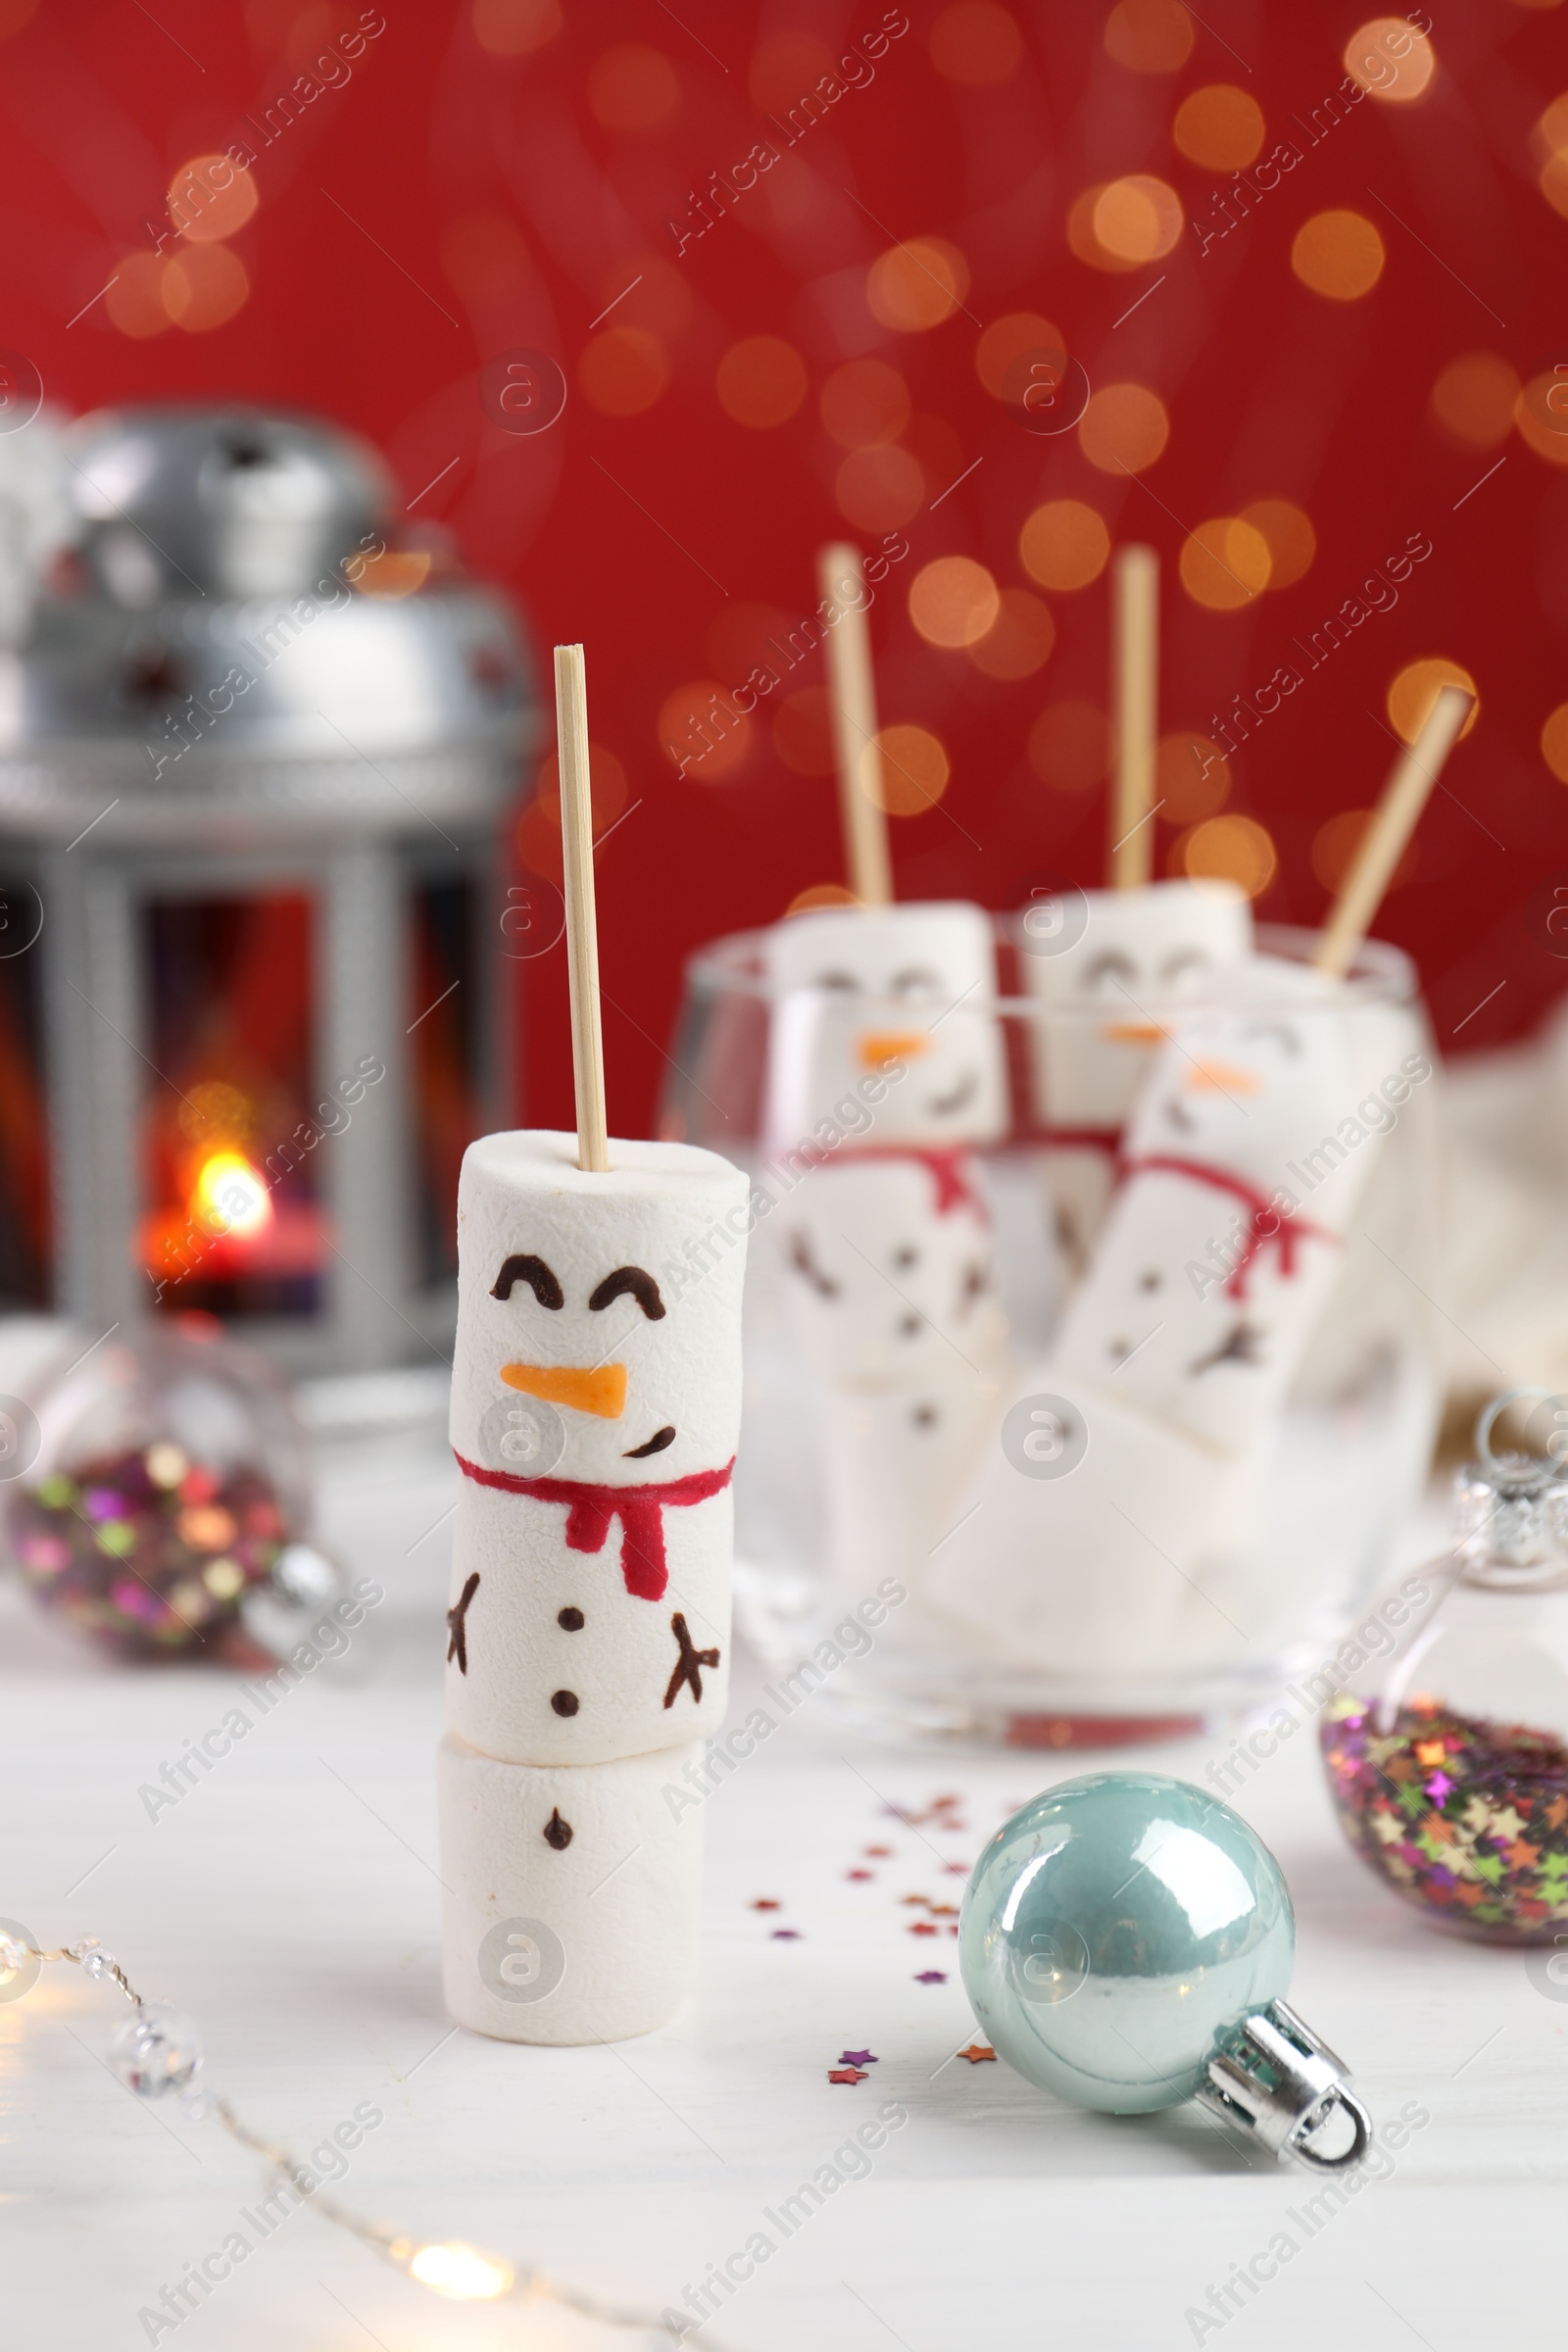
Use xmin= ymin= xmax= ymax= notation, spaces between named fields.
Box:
xmin=3 ymin=0 xmax=1566 ymax=1138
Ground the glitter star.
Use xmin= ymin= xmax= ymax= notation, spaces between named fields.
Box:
xmin=840 ymin=2049 xmax=877 ymax=2066
xmin=957 ymin=2043 xmax=996 ymax=2064
xmin=771 ymin=1929 xmax=802 ymax=1940
xmin=1425 ymin=1771 xmax=1454 ymax=1803
xmin=909 ymin=1922 xmax=939 ymax=1936
xmin=846 ymin=1869 xmax=873 ymax=1882
xmin=1414 ymin=1740 xmax=1447 ymax=1767
xmin=828 ymin=2067 xmax=869 ymax=2084
xmin=914 ymin=1970 xmax=948 ymax=1984
xmin=752 ymin=1898 xmax=781 ymax=1910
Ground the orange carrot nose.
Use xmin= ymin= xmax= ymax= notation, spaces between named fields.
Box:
xmin=857 ymin=1030 xmax=931 ymax=1069
xmin=500 ymin=1361 xmax=627 ymax=1418
xmin=1183 ymin=1057 xmax=1262 ymax=1095
xmin=1102 ymin=1020 xmax=1166 ymax=1045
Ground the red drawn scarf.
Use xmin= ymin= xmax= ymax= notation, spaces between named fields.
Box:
xmin=1119 ymin=1155 xmax=1339 ymax=1302
xmin=453 ymin=1452 xmax=735 ymax=1601
xmin=832 ymin=1144 xmax=988 ymax=1218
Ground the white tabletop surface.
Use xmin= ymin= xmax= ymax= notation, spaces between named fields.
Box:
xmin=2 ymin=1405 xmax=1557 ymax=2352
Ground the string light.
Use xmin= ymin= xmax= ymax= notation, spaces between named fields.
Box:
xmin=2 ymin=1930 xmax=735 ymax=2345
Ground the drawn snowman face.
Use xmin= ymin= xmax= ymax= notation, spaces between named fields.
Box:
xmin=779 ymin=1156 xmax=1004 ymax=1389
xmin=449 ymin=1133 xmax=747 ymax=1488
xmin=1028 ymin=881 xmax=1251 ymax=1129
xmin=1123 ymin=957 xmax=1356 ymax=1187
xmin=763 ymin=902 xmax=1006 ymax=1149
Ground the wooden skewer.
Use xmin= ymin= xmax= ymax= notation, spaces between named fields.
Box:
xmin=553 ymin=643 xmax=609 ymax=1172
xmin=1314 ymin=682 xmax=1475 ymax=979
xmin=1109 ymin=544 xmax=1159 ymax=891
xmin=817 ymin=543 xmax=894 ymax=906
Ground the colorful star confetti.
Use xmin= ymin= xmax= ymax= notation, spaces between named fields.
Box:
xmin=914 ymin=1970 xmax=948 ymax=1984
xmin=770 ymin=1929 xmax=802 ymax=1940
xmin=957 ymin=2043 xmax=996 ymax=2064
xmin=840 ymin=2049 xmax=877 ymax=2066
xmin=751 ymin=1898 xmax=781 ymax=1911
xmin=1322 ymin=1695 xmax=1568 ymax=1940
xmin=828 ymin=2067 xmax=869 ymax=2084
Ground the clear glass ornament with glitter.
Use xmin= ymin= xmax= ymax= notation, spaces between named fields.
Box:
xmin=1321 ymin=1387 xmax=1568 ymax=1943
xmin=0 ymin=1319 xmax=333 ymax=1660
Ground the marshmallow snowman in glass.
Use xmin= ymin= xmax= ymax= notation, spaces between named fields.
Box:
xmin=1020 ymin=879 xmax=1251 ymax=1265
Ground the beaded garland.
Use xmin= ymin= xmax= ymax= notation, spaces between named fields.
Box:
xmin=9 ymin=1443 xmax=285 ymax=1653
xmin=1320 ymin=1693 xmax=1568 ymax=1941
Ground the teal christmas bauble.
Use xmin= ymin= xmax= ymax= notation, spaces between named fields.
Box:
xmin=959 ymin=1772 xmax=1296 ymax=2116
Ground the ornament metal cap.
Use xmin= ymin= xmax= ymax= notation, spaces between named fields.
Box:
xmin=1197 ymin=1996 xmax=1372 ymax=2172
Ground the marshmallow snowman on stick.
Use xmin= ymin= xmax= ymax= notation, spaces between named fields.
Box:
xmin=439 ymin=644 xmax=748 ymax=2044
xmin=932 ymin=681 xmax=1476 ymax=1677
xmin=761 ymin=546 xmax=1009 ymax=1598
xmin=1023 ymin=548 xmax=1252 ymax=1266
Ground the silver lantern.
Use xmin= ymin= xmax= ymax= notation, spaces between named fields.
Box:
xmin=0 ymin=403 xmax=537 ymax=1372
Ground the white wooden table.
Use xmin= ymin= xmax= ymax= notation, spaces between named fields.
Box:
xmin=2 ymin=1402 xmax=1553 ymax=2352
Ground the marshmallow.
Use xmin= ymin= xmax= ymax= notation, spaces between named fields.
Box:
xmin=438 ymin=1732 xmax=704 ymax=2043
xmin=445 ymin=1474 xmax=730 ymax=1766
xmin=923 ymin=1366 xmax=1227 ymax=1675
xmin=763 ymin=902 xmax=1006 ymax=1151
xmin=1024 ymin=880 xmax=1251 ymax=1131
xmin=774 ymin=1152 xmax=1007 ymax=1393
xmin=821 ymin=1375 xmax=1003 ymax=1604
xmin=1052 ymin=961 xmax=1396 ymax=1456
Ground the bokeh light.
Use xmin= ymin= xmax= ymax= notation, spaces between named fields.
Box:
xmin=1077 ymin=383 xmax=1169 ymax=473
xmin=472 ymin=0 xmax=561 ymax=55
xmin=907 ymin=557 xmax=1000 ymax=648
xmin=1514 ymin=370 xmax=1568 ymax=466
xmin=975 ymin=313 xmax=1062 ymax=399
xmin=587 ymin=44 xmax=679 ymax=129
xmin=819 ymin=359 xmax=910 ymax=448
xmin=163 ymin=245 xmax=250 ymax=333
xmin=1103 ymin=0 xmax=1194 ymax=73
xmin=1175 ymin=813 xmax=1277 ymax=898
xmin=1179 ymin=517 xmax=1272 ymax=611
xmin=1430 ymin=352 xmax=1519 ymax=448
xmin=1028 ymin=702 xmax=1111 ymax=793
xmin=1019 ymin=499 xmax=1110 ymax=590
xmin=1312 ymin=808 xmax=1419 ymax=893
xmin=835 ymin=443 xmax=924 ymax=531
xmin=868 ymin=724 xmax=951 ymax=814
xmin=1093 ymin=175 xmax=1184 ymax=265
xmin=1291 ymin=211 xmax=1385 ymax=300
xmin=1537 ymin=95 xmax=1568 ymax=216
xmin=716 ymin=336 xmax=808 ymax=427
xmin=169 ymin=155 xmax=259 ymax=245
xmin=1541 ymin=704 xmax=1568 ymax=782
xmin=786 ymin=883 xmax=860 ymax=915
xmin=1066 ymin=185 xmax=1142 ymax=272
xmin=929 ymin=1 xmax=1022 ymax=83
xmin=1388 ymin=659 xmax=1479 ymax=743
xmin=1158 ymin=732 xmax=1230 ymax=822
xmin=1172 ymin=85 xmax=1265 ymax=170
xmin=867 ymin=237 xmax=970 ymax=331
xmin=106 ymin=254 xmax=172 ymax=340
xmin=968 ymin=589 xmax=1055 ymax=679
xmin=658 ymin=681 xmax=751 ymax=778
xmin=441 ymin=212 xmax=532 ymax=304
xmin=773 ymin=689 xmax=837 ymax=775
xmin=578 ymin=326 xmax=668 ymax=416
xmin=1239 ymin=499 xmax=1315 ymax=589
xmin=1343 ymin=19 xmax=1436 ymax=102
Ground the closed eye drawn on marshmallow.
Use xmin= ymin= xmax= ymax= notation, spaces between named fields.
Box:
xmin=928 ymin=1068 xmax=979 ymax=1116
xmin=816 ymin=968 xmax=861 ymax=991
xmin=892 ymin=964 xmax=943 ymax=996
xmin=491 ymin=1253 xmax=564 ymax=1307
xmin=588 ymin=1265 xmax=665 ymax=1320
xmin=1083 ymin=949 xmax=1140 ymax=991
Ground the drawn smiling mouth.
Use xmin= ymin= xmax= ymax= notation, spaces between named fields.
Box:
xmin=624 ymin=1425 xmax=676 ymax=1458
xmin=927 ymin=1069 xmax=978 ymax=1117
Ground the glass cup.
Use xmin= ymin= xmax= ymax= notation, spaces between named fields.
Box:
xmin=661 ymin=917 xmax=1442 ymax=1748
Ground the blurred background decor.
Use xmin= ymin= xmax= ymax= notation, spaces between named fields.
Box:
xmin=0 ymin=403 xmax=534 ymax=1368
